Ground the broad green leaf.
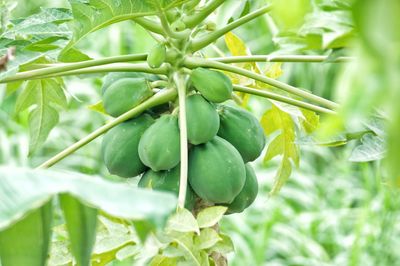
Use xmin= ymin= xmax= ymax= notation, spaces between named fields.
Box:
xmin=0 ymin=201 xmax=53 ymax=266
xmin=349 ymin=134 xmax=386 ymax=162
xmin=15 ymin=78 xmax=67 ymax=153
xmin=166 ymin=208 xmax=199 ymax=234
xmin=0 ymin=167 xmax=177 ymax=231
xmin=261 ymin=105 xmax=299 ymax=194
xmin=60 ymin=194 xmax=98 ymax=266
xmin=196 ymin=206 xmax=227 ymax=229
xmin=63 ymin=0 xmax=184 ymax=54
xmin=194 ymin=228 xmax=221 ymax=250
xmin=0 ymin=49 xmax=44 ymax=81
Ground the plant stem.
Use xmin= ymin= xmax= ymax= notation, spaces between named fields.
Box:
xmin=133 ymin=17 xmax=165 ymax=36
xmin=184 ymin=57 xmax=339 ymax=110
xmin=233 ymin=85 xmax=336 ymax=115
xmin=1 ymin=63 xmax=167 ymax=83
xmin=37 ymin=88 xmax=177 ymax=169
xmin=159 ymin=10 xmax=191 ymax=39
xmin=190 ymin=5 xmax=272 ymax=52
xmin=212 ymin=55 xmax=355 ymax=63
xmin=173 ymin=72 xmax=189 ymax=209
xmin=0 ymin=54 xmax=148 ymax=82
xmin=183 ymin=0 xmax=225 ymax=28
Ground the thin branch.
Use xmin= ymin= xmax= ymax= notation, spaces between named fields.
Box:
xmin=190 ymin=5 xmax=272 ymax=52
xmin=1 ymin=63 xmax=167 ymax=83
xmin=183 ymin=57 xmax=339 ymax=110
xmin=212 ymin=55 xmax=355 ymax=64
xmin=173 ymin=72 xmax=189 ymax=209
xmin=183 ymin=0 xmax=225 ymax=28
xmin=233 ymin=85 xmax=336 ymax=115
xmin=0 ymin=54 xmax=149 ymax=83
xmin=133 ymin=17 xmax=165 ymax=36
xmin=37 ymin=88 xmax=177 ymax=169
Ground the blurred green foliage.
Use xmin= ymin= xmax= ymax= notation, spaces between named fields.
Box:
xmin=1 ymin=0 xmax=398 ymax=265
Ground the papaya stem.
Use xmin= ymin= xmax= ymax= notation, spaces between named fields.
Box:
xmin=37 ymin=89 xmax=177 ymax=169
xmin=233 ymin=85 xmax=337 ymax=115
xmin=183 ymin=57 xmax=339 ymax=110
xmin=190 ymin=5 xmax=272 ymax=52
xmin=173 ymin=72 xmax=189 ymax=209
xmin=0 ymin=54 xmax=151 ymax=83
xmin=133 ymin=17 xmax=166 ymax=36
xmin=212 ymin=55 xmax=355 ymax=63
xmin=1 ymin=63 xmax=167 ymax=83
xmin=182 ymin=0 xmax=225 ymax=28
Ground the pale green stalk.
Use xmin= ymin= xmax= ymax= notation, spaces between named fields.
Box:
xmin=37 ymin=89 xmax=177 ymax=169
xmin=184 ymin=57 xmax=339 ymax=110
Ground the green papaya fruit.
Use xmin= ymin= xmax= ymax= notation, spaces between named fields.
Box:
xmin=138 ymin=115 xmax=181 ymax=171
xmin=0 ymin=201 xmax=53 ymax=266
xmin=188 ymin=136 xmax=246 ymax=204
xmin=147 ymin=44 xmax=166 ymax=69
xmin=101 ymin=72 xmax=156 ymax=95
xmin=102 ymin=114 xmax=154 ymax=178
xmin=186 ymin=94 xmax=220 ymax=145
xmin=226 ymin=164 xmax=258 ymax=214
xmin=138 ymin=165 xmax=196 ymax=210
xmin=218 ymin=105 xmax=265 ymax=162
xmin=103 ymin=78 xmax=153 ymax=117
xmin=190 ymin=68 xmax=233 ymax=103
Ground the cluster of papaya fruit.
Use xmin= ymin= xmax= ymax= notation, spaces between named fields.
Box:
xmin=101 ymin=68 xmax=265 ymax=213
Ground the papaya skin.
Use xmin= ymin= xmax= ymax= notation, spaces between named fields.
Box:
xmin=147 ymin=44 xmax=167 ymax=69
xmin=190 ymin=68 xmax=233 ymax=103
xmin=103 ymin=78 xmax=153 ymax=117
xmin=218 ymin=105 xmax=266 ymax=162
xmin=226 ymin=163 xmax=258 ymax=214
xmin=101 ymin=114 xmax=154 ymax=178
xmin=138 ymin=165 xmax=196 ymax=210
xmin=138 ymin=114 xmax=181 ymax=171
xmin=188 ymin=136 xmax=246 ymax=204
xmin=185 ymin=94 xmax=220 ymax=145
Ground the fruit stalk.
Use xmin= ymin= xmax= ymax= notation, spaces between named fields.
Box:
xmin=184 ymin=57 xmax=339 ymax=110
xmin=174 ymin=72 xmax=189 ymax=209
xmin=212 ymin=55 xmax=355 ymax=63
xmin=37 ymin=88 xmax=177 ymax=169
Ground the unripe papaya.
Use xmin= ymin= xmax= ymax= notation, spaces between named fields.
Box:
xmin=218 ymin=105 xmax=265 ymax=162
xmin=171 ymin=20 xmax=186 ymax=32
xmin=185 ymin=94 xmax=220 ymax=145
xmin=226 ymin=164 xmax=258 ymax=214
xmin=101 ymin=114 xmax=154 ymax=178
xmin=190 ymin=68 xmax=233 ymax=103
xmin=103 ymin=78 xmax=153 ymax=117
xmin=138 ymin=165 xmax=196 ymax=210
xmin=188 ymin=136 xmax=246 ymax=204
xmin=102 ymin=72 xmax=156 ymax=95
xmin=138 ymin=115 xmax=180 ymax=171
xmin=147 ymin=43 xmax=166 ymax=69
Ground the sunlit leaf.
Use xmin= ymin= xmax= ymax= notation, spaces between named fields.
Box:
xmin=196 ymin=206 xmax=227 ymax=229
xmin=166 ymin=208 xmax=199 ymax=234
xmin=349 ymin=133 xmax=386 ymax=162
xmin=195 ymin=228 xmax=221 ymax=250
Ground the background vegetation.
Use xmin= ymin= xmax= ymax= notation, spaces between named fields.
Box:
xmin=1 ymin=0 xmax=399 ymax=265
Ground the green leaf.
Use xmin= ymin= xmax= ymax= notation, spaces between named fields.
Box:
xmin=0 ymin=167 xmax=177 ymax=231
xmin=63 ymin=0 xmax=184 ymax=54
xmin=300 ymin=108 xmax=320 ymax=134
xmin=195 ymin=228 xmax=221 ymax=250
xmin=0 ymin=201 xmax=53 ymax=266
xmin=59 ymin=194 xmax=98 ymax=266
xmin=209 ymin=234 xmax=234 ymax=254
xmin=196 ymin=206 xmax=227 ymax=229
xmin=261 ymin=105 xmax=299 ymax=194
xmin=88 ymin=100 xmax=107 ymax=115
xmin=15 ymin=78 xmax=67 ymax=154
xmin=349 ymin=133 xmax=386 ymax=162
xmin=150 ymin=255 xmax=178 ymax=266
xmin=166 ymin=208 xmax=199 ymax=234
